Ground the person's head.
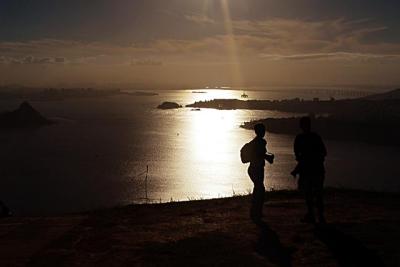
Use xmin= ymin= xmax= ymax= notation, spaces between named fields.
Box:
xmin=254 ymin=123 xmax=266 ymax=138
xmin=299 ymin=116 xmax=311 ymax=133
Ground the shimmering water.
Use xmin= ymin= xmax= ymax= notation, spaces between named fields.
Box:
xmin=0 ymin=89 xmax=399 ymax=215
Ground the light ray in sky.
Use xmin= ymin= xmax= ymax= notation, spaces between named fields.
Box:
xmin=220 ymin=0 xmax=244 ymax=88
xmin=202 ymin=0 xmax=210 ymax=15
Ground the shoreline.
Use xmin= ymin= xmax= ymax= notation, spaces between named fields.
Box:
xmin=240 ymin=116 xmax=400 ymax=146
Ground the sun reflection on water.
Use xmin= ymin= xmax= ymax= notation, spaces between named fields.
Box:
xmin=152 ymin=89 xmax=305 ymax=201
xmin=176 ymin=89 xmax=254 ymax=198
xmin=191 ymin=109 xmax=236 ymax=163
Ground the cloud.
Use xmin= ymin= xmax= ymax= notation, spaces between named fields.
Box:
xmin=0 ymin=39 xmax=150 ymax=58
xmin=0 ymin=18 xmax=399 ymax=67
xmin=184 ymin=14 xmax=215 ymax=25
xmin=147 ymin=18 xmax=400 ymax=59
xmin=131 ymin=59 xmax=163 ymax=66
xmin=230 ymin=18 xmax=397 ymax=54
xmin=0 ymin=56 xmax=8 ymax=64
xmin=54 ymin=57 xmax=66 ymax=63
xmin=260 ymin=52 xmax=400 ymax=61
xmin=0 ymin=55 xmax=67 ymax=65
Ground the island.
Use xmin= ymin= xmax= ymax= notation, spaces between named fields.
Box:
xmin=186 ymin=88 xmax=400 ymax=122
xmin=157 ymin=102 xmax=182 ymax=109
xmin=0 ymin=101 xmax=53 ymax=129
xmin=186 ymin=89 xmax=400 ymax=146
xmin=241 ymin=116 xmax=400 ymax=146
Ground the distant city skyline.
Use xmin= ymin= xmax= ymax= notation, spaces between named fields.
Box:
xmin=1 ymin=0 xmax=400 ymax=89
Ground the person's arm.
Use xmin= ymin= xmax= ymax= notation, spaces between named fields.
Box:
xmin=294 ymin=135 xmax=301 ymax=161
xmin=319 ymin=135 xmax=327 ymax=159
xmin=264 ymin=140 xmax=274 ymax=164
xmin=263 ymin=139 xmax=267 ymax=155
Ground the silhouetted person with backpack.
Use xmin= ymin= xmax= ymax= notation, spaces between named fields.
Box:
xmin=0 ymin=201 xmax=11 ymax=218
xmin=241 ymin=123 xmax=274 ymax=223
xmin=292 ymin=116 xmax=327 ymax=224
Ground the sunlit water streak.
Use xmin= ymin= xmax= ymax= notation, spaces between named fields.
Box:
xmin=0 ymin=89 xmax=399 ymax=215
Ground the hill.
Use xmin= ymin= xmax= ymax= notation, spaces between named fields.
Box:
xmin=363 ymin=88 xmax=400 ymax=100
xmin=0 ymin=190 xmax=399 ymax=266
xmin=0 ymin=102 xmax=53 ymax=129
xmin=241 ymin=116 xmax=400 ymax=146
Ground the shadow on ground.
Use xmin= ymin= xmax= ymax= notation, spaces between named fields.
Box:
xmin=315 ymin=224 xmax=385 ymax=267
xmin=140 ymin=231 xmax=266 ymax=266
xmin=255 ymin=221 xmax=294 ymax=267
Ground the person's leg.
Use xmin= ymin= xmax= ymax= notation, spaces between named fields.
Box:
xmin=249 ymin=167 xmax=257 ymax=220
xmin=315 ymin=176 xmax=325 ymax=223
xmin=249 ymin=167 xmax=265 ymax=222
xmin=253 ymin=178 xmax=265 ymax=219
xmin=301 ymin=176 xmax=315 ymax=223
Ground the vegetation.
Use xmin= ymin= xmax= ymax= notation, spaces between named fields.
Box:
xmin=2 ymin=189 xmax=398 ymax=266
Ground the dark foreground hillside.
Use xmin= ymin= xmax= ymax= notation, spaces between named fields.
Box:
xmin=0 ymin=190 xmax=399 ymax=266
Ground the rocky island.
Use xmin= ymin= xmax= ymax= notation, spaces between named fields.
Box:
xmin=0 ymin=102 xmax=53 ymax=129
xmin=157 ymin=102 xmax=182 ymax=109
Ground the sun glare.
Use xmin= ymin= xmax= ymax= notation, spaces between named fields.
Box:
xmin=184 ymin=107 xmax=244 ymax=197
xmin=191 ymin=109 xmax=236 ymax=162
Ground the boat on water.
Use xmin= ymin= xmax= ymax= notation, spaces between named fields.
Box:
xmin=241 ymin=91 xmax=249 ymax=98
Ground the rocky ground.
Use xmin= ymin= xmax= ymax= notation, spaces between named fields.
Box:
xmin=0 ymin=189 xmax=399 ymax=267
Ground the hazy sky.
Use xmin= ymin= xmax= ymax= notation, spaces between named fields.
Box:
xmin=1 ymin=0 xmax=400 ymax=88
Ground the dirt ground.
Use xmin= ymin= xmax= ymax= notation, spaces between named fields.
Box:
xmin=0 ymin=189 xmax=399 ymax=267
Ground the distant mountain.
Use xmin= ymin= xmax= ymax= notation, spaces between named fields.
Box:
xmin=0 ymin=102 xmax=53 ymax=129
xmin=363 ymin=88 xmax=400 ymax=100
xmin=123 ymin=91 xmax=158 ymax=96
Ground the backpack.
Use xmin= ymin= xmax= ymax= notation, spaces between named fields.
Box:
xmin=240 ymin=141 xmax=253 ymax=163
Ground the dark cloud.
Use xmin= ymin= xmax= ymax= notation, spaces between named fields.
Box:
xmin=0 ymin=0 xmax=398 ymax=43
xmin=0 ymin=0 xmax=399 ymax=86
xmin=260 ymin=52 xmax=400 ymax=61
xmin=0 ymin=55 xmax=67 ymax=65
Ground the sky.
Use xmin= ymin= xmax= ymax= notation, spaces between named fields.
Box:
xmin=0 ymin=0 xmax=400 ymax=89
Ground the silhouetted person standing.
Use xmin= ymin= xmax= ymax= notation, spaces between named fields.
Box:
xmin=0 ymin=201 xmax=11 ymax=218
xmin=242 ymin=123 xmax=274 ymax=223
xmin=293 ymin=117 xmax=327 ymax=224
